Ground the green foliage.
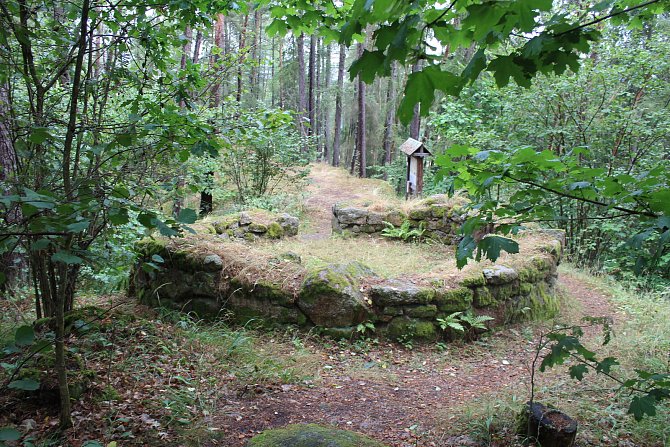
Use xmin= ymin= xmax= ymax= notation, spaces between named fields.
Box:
xmin=1 ymin=325 xmax=51 ymax=392
xmin=380 ymin=220 xmax=425 ymax=241
xmin=437 ymin=311 xmax=494 ymax=340
xmin=535 ymin=320 xmax=670 ymax=422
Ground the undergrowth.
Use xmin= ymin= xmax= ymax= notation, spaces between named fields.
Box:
xmin=442 ymin=264 xmax=670 ymax=446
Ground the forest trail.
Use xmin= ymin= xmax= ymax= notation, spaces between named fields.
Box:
xmin=300 ymin=163 xmax=398 ymax=240
xmin=216 ymin=164 xmax=619 ymax=447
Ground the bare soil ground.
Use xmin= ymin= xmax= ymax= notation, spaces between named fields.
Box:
xmin=211 ymin=164 xmax=621 ymax=447
xmin=0 ymin=164 xmax=631 ymax=447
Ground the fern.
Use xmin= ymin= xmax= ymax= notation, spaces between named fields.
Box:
xmin=436 ymin=312 xmax=466 ymax=332
xmin=381 ymin=220 xmax=426 ymax=241
xmin=460 ymin=312 xmax=495 ymax=330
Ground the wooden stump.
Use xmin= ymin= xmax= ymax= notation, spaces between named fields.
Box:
xmin=526 ymin=402 xmax=578 ymax=447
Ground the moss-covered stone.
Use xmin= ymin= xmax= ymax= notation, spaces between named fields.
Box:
xmin=460 ymin=272 xmax=486 ymax=287
xmin=135 ymin=237 xmax=168 ymax=257
xmin=370 ymin=280 xmax=434 ymax=306
xmin=408 ymin=207 xmax=430 ymax=220
xmin=267 ymin=222 xmax=285 ymax=239
xmin=519 ymin=282 xmax=534 ymax=296
xmin=473 ymin=287 xmax=495 ymax=307
xmin=518 ymin=266 xmax=543 ymax=283
xmin=491 ymin=283 xmax=519 ymax=301
xmin=244 ymin=232 xmax=256 ymax=242
xmin=298 ymin=262 xmax=374 ymax=327
xmin=249 ymin=223 xmax=268 ymax=233
xmin=248 ymin=424 xmax=388 ymax=447
xmin=435 ymin=287 xmax=473 ymax=313
xmin=386 ymin=317 xmax=437 ymax=340
xmin=405 ymin=304 xmax=438 ymax=318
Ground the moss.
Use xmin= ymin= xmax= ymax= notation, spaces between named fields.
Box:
xmin=212 ymin=214 xmax=240 ymax=234
xmin=248 ymin=223 xmax=268 ymax=233
xmin=530 ymin=256 xmax=552 ymax=272
xmin=528 ymin=283 xmax=559 ymax=319
xmin=492 ymin=283 xmax=519 ymax=301
xmin=244 ymin=232 xmax=256 ymax=242
xmin=460 ymin=272 xmax=486 ymax=287
xmin=435 ymin=287 xmax=473 ymax=313
xmin=320 ymin=326 xmax=356 ymax=339
xmin=429 ymin=204 xmax=447 ymax=218
xmin=518 ymin=266 xmax=542 ymax=283
xmin=248 ymin=424 xmax=388 ymax=447
xmin=408 ymin=207 xmax=430 ymax=220
xmin=266 ymin=222 xmax=285 ymax=239
xmin=520 ymin=282 xmax=534 ymax=296
xmin=406 ymin=304 xmax=437 ymax=318
xmin=473 ymin=287 xmax=496 ymax=307
xmin=135 ymin=237 xmax=168 ymax=257
xmin=383 ymin=306 xmax=403 ymax=316
xmin=386 ymin=317 xmax=436 ymax=340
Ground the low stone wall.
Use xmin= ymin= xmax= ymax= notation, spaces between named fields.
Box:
xmin=130 ymin=232 xmax=564 ymax=341
xmin=331 ymin=195 xmax=467 ymax=243
xmin=201 ymin=210 xmax=299 ymax=241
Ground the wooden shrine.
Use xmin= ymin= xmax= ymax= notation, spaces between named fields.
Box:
xmin=399 ymin=138 xmax=432 ymax=199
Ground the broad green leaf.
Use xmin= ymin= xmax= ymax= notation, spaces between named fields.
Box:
xmin=28 ymin=127 xmax=51 ymax=144
xmin=8 ymin=378 xmax=40 ymax=391
xmin=176 ymin=208 xmax=197 ymax=224
xmin=0 ymin=427 xmax=21 ymax=441
xmin=569 ymin=364 xmax=588 ymax=380
xmin=15 ymin=325 xmax=35 ymax=346
xmin=628 ymin=394 xmax=657 ymax=421
xmin=51 ymin=251 xmax=84 ymax=265
xmin=476 ymin=235 xmax=520 ymax=263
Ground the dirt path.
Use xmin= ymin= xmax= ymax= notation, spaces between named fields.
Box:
xmin=300 ymin=163 xmax=396 ymax=240
xmin=214 ymin=166 xmax=620 ymax=446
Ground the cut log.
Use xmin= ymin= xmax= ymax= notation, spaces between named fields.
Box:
xmin=526 ymin=402 xmax=578 ymax=447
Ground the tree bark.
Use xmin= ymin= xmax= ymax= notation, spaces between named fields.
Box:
xmin=308 ymin=34 xmax=317 ymax=138
xmin=296 ymin=33 xmax=308 ymax=150
xmin=357 ymin=43 xmax=366 ymax=178
xmin=211 ymin=14 xmax=225 ymax=108
xmin=322 ymin=42 xmax=332 ymax=163
xmin=381 ymin=62 xmax=397 ymax=179
xmin=332 ymin=43 xmax=345 ymax=167
xmin=173 ymin=25 xmax=192 ymax=217
xmin=237 ymin=14 xmax=249 ymax=103
xmin=409 ymin=61 xmax=421 ymax=140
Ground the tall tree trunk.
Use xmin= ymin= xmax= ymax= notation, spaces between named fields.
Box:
xmin=322 ymin=42 xmax=332 ymax=163
xmin=278 ymin=36 xmax=284 ymax=109
xmin=211 ymin=14 xmax=225 ymax=108
xmin=296 ymin=33 xmax=308 ymax=150
xmin=308 ymin=34 xmax=317 ymax=137
xmin=409 ymin=61 xmax=421 ymax=140
xmin=381 ymin=62 xmax=397 ymax=179
xmin=251 ymin=9 xmax=261 ymax=103
xmin=192 ymin=30 xmax=202 ymax=63
xmin=332 ymin=43 xmax=345 ymax=167
xmin=315 ymin=38 xmax=322 ymax=157
xmin=0 ymin=82 xmax=22 ymax=296
xmin=173 ymin=26 xmax=192 ymax=217
xmin=237 ymin=14 xmax=249 ymax=103
xmin=357 ymin=43 xmax=366 ymax=178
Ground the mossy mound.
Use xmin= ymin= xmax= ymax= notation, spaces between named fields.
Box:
xmin=247 ymin=424 xmax=388 ymax=447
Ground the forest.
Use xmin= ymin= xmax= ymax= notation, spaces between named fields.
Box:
xmin=0 ymin=0 xmax=669 ymax=446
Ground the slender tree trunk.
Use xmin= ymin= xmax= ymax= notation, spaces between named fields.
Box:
xmin=192 ymin=30 xmax=202 ymax=63
xmin=278 ymin=37 xmax=284 ymax=109
xmin=173 ymin=26 xmax=192 ymax=217
xmin=308 ymin=34 xmax=317 ymax=137
xmin=237 ymin=14 xmax=249 ymax=103
xmin=211 ymin=14 xmax=225 ymax=108
xmin=251 ymin=9 xmax=261 ymax=103
xmin=332 ymin=43 xmax=345 ymax=167
xmin=381 ymin=62 xmax=397 ymax=179
xmin=315 ymin=38 xmax=322 ymax=157
xmin=409 ymin=61 xmax=421 ymax=140
xmin=357 ymin=43 xmax=366 ymax=178
xmin=296 ymin=33 xmax=308 ymax=150
xmin=322 ymin=42 xmax=332 ymax=163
